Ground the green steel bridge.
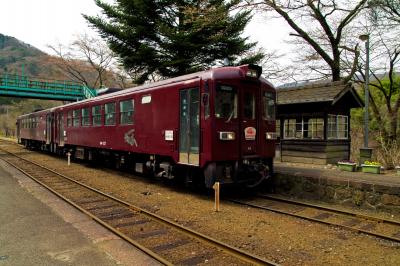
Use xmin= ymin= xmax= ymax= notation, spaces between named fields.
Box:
xmin=0 ymin=73 xmax=97 ymax=101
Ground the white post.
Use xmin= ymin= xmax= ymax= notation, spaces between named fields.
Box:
xmin=213 ymin=182 xmax=220 ymax=212
xmin=67 ymin=152 xmax=71 ymax=166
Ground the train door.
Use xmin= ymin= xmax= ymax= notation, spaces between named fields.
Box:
xmin=46 ymin=114 xmax=52 ymax=145
xmin=240 ymin=87 xmax=258 ymax=156
xmin=58 ymin=112 xmax=64 ymax=146
xmin=16 ymin=120 xmax=21 ymax=143
xmin=179 ymin=87 xmax=200 ymax=165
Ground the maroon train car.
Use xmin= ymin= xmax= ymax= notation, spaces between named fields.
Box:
xmin=17 ymin=65 xmax=276 ymax=188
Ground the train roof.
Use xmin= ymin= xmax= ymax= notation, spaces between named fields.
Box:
xmin=18 ymin=65 xmax=274 ymax=117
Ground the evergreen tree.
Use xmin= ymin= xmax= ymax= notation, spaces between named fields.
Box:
xmin=84 ymin=0 xmax=262 ymax=84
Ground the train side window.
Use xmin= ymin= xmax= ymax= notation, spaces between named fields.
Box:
xmin=215 ymin=85 xmax=237 ymax=120
xmin=67 ymin=111 xmax=73 ymax=127
xmin=120 ymin=100 xmax=134 ymax=125
xmin=92 ymin=105 xmax=102 ymax=126
xmin=81 ymin=107 xmax=90 ymax=126
xmin=73 ymin=109 xmax=80 ymax=127
xmin=105 ymin=102 xmax=116 ymax=125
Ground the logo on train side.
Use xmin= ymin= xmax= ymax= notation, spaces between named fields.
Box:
xmin=244 ymin=127 xmax=256 ymax=140
xmin=124 ymin=129 xmax=138 ymax=147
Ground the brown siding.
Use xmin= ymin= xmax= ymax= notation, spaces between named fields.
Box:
xmin=280 ymin=140 xmax=350 ymax=165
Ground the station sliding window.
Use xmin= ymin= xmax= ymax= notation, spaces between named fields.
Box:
xmin=283 ymin=117 xmax=324 ymax=139
xmin=276 ymin=119 xmax=281 ymax=138
xmin=73 ymin=109 xmax=80 ymax=127
xmin=120 ymin=100 xmax=134 ymax=125
xmin=215 ymin=85 xmax=237 ymax=120
xmin=92 ymin=105 xmax=102 ymax=126
xmin=328 ymin=114 xmax=348 ymax=139
xmin=104 ymin=102 xmax=116 ymax=125
xmin=81 ymin=108 xmax=90 ymax=126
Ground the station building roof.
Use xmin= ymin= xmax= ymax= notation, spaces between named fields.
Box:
xmin=277 ymin=81 xmax=364 ymax=108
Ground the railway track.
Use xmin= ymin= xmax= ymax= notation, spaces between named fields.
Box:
xmin=228 ymin=194 xmax=400 ymax=244
xmin=0 ymin=146 xmax=277 ymax=266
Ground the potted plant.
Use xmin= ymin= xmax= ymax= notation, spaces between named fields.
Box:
xmin=396 ymin=166 xmax=400 ymax=176
xmin=361 ymin=161 xmax=382 ymax=174
xmin=337 ymin=160 xmax=357 ymax=172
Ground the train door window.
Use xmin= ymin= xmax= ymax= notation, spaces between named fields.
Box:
xmin=67 ymin=111 xmax=73 ymax=127
xmin=263 ymin=91 xmax=276 ymax=121
xmin=81 ymin=107 xmax=90 ymax=126
xmin=105 ymin=102 xmax=116 ymax=125
xmin=243 ymin=91 xmax=255 ymax=119
xmin=92 ymin=105 xmax=102 ymax=126
xmin=73 ymin=109 xmax=80 ymax=127
xmin=179 ymin=87 xmax=200 ymax=165
xmin=215 ymin=85 xmax=237 ymax=120
xmin=120 ymin=100 xmax=134 ymax=125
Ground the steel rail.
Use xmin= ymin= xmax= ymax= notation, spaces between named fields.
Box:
xmin=0 ymin=153 xmax=172 ymax=266
xmin=0 ymin=147 xmax=278 ymax=266
xmin=228 ymin=197 xmax=400 ymax=244
xmin=258 ymin=194 xmax=400 ymax=226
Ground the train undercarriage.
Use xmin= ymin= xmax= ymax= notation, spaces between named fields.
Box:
xmin=20 ymin=139 xmax=273 ymax=189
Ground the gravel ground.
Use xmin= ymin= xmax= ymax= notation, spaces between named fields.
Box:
xmin=3 ymin=143 xmax=400 ymax=265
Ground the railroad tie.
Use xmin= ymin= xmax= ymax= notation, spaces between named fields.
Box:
xmin=176 ymin=252 xmax=213 ymax=265
xmin=152 ymin=239 xmax=190 ymax=252
xmin=114 ymin=219 xmax=150 ymax=228
xmin=132 ymin=229 xmax=168 ymax=239
xmin=312 ymin=212 xmax=333 ymax=220
xmin=342 ymin=219 xmax=362 ymax=227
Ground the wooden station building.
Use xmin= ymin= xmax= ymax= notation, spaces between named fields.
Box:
xmin=275 ymin=81 xmax=363 ymax=164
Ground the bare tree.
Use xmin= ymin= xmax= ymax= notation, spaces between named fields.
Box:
xmin=350 ymin=2 xmax=400 ymax=143
xmin=242 ymin=0 xmax=368 ymax=82
xmin=369 ymin=0 xmax=400 ymax=24
xmin=48 ymin=33 xmax=129 ymax=88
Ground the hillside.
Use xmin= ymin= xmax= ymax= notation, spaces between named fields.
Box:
xmin=0 ymin=33 xmax=124 ymax=136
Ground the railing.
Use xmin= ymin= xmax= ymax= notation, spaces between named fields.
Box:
xmin=0 ymin=73 xmax=97 ymax=100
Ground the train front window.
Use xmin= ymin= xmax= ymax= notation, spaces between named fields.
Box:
xmin=243 ymin=92 xmax=255 ymax=119
xmin=263 ymin=91 xmax=275 ymax=121
xmin=215 ymin=85 xmax=237 ymax=121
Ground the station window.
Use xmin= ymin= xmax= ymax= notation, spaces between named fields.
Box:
xmin=215 ymin=85 xmax=237 ymax=120
xmin=328 ymin=114 xmax=348 ymax=139
xmin=92 ymin=105 xmax=102 ymax=126
xmin=67 ymin=111 xmax=73 ymax=127
xmin=73 ymin=109 xmax=80 ymax=127
xmin=120 ymin=100 xmax=134 ymax=125
xmin=284 ymin=117 xmax=324 ymax=139
xmin=276 ymin=119 xmax=281 ymax=138
xmin=104 ymin=102 xmax=116 ymax=125
xmin=263 ymin=92 xmax=276 ymax=121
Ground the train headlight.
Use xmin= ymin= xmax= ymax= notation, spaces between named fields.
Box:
xmin=246 ymin=64 xmax=262 ymax=78
xmin=219 ymin=131 xmax=235 ymax=140
xmin=266 ymin=132 xmax=277 ymax=140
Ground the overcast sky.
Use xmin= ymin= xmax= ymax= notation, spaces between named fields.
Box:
xmin=0 ymin=0 xmax=292 ymax=63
